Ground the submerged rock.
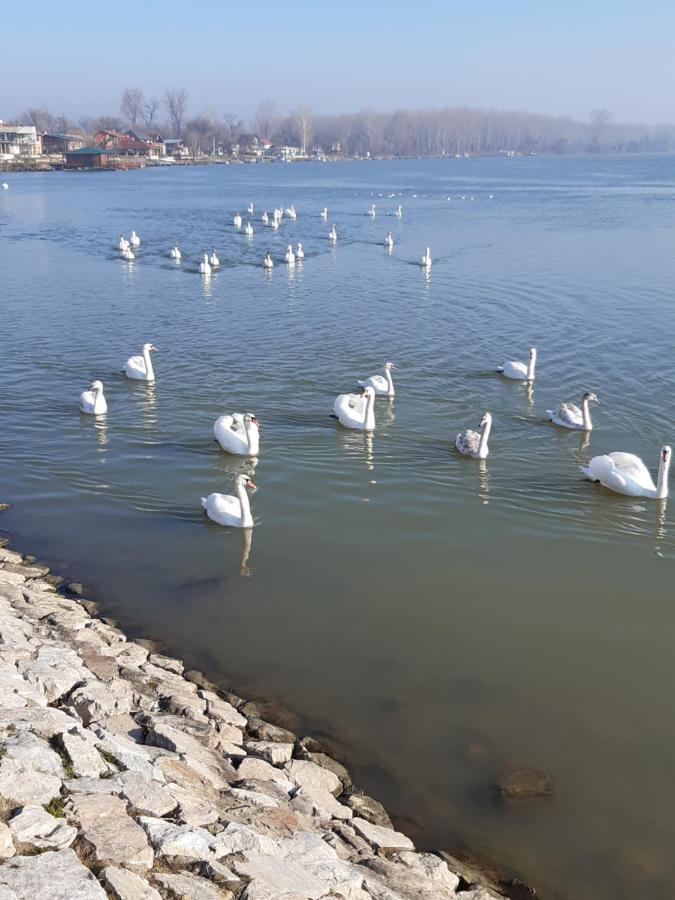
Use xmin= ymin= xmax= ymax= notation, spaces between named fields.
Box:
xmin=495 ymin=767 xmax=555 ymax=805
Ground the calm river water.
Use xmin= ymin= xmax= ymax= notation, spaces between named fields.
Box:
xmin=1 ymin=156 xmax=674 ymax=899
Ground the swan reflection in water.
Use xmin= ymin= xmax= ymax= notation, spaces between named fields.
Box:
xmin=477 ymin=459 xmax=490 ymax=504
xmin=215 ymin=454 xmax=258 ymax=480
xmin=139 ymin=381 xmax=157 ymax=431
xmin=239 ymin=527 xmax=254 ymax=576
xmin=201 ymin=272 xmax=214 ymax=299
xmin=338 ymin=429 xmax=375 ymax=472
xmin=525 ymin=381 xmax=534 ymax=411
xmin=94 ymin=417 xmax=108 ymax=453
xmin=382 ymin=399 xmax=396 ymax=425
xmin=652 ymin=500 xmax=668 ymax=558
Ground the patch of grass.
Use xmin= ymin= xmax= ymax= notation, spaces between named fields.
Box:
xmin=100 ymin=750 xmax=127 ymax=772
xmin=44 ymin=796 xmax=65 ymax=818
xmin=0 ymin=747 xmax=7 ymax=760
xmin=6 ymin=725 xmax=16 ymax=735
xmin=49 ymin=737 xmax=75 ymax=779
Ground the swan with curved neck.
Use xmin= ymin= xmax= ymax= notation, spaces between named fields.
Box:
xmin=422 ymin=247 xmax=431 ymax=268
xmin=321 ymin=207 xmax=328 ymax=220
xmin=245 ymin=222 xmax=254 ymax=236
xmin=334 ymin=386 xmax=376 ymax=431
xmin=358 ymin=362 xmax=396 ymax=397
xmin=233 ymin=213 xmax=242 ymax=229
xmin=296 ymin=243 xmax=304 ymax=259
xmin=79 ymin=380 xmax=107 ymax=415
xmin=199 ymin=254 xmax=211 ymax=274
xmin=395 ymin=205 xmax=402 ymax=218
xmin=209 ymin=250 xmax=219 ymax=267
xmin=263 ymin=252 xmax=274 ymax=269
xmin=369 ymin=204 xmax=376 ymax=217
xmin=548 ymin=392 xmax=598 ymax=431
xmin=328 ymin=224 xmax=337 ymax=242
xmin=285 ymin=245 xmax=295 ymax=265
xmin=385 ymin=232 xmax=394 ymax=248
xmin=456 ymin=412 xmax=492 ymax=459
xmin=261 ymin=211 xmax=269 ymax=224
xmin=581 ymin=445 xmax=671 ymax=499
xmin=124 ymin=343 xmax=158 ymax=382
xmin=214 ymin=413 xmax=260 ymax=456
xmin=201 ymin=473 xmax=256 ymax=527
xmin=247 ymin=203 xmax=254 ymax=215
xmin=118 ymin=235 xmax=129 ymax=251
xmin=121 ymin=246 xmax=135 ymax=260
xmin=498 ymin=347 xmax=537 ymax=381
xmin=169 ymin=245 xmax=181 ymax=260
xmin=129 ymin=230 xmax=140 ymax=247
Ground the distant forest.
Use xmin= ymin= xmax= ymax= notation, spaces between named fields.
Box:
xmin=19 ymin=91 xmax=675 ymax=156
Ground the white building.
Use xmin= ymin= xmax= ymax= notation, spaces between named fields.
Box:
xmin=0 ymin=122 xmax=41 ymax=158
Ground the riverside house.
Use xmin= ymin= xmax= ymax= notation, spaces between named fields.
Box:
xmin=0 ymin=123 xmax=41 ymax=159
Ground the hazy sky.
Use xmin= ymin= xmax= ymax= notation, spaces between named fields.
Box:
xmin=2 ymin=0 xmax=674 ymax=124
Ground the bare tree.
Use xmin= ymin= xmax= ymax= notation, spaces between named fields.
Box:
xmin=589 ymin=108 xmax=612 ymax=152
xmin=142 ymin=97 xmax=161 ymax=130
xmin=223 ymin=112 xmax=243 ymax=143
xmin=164 ymin=88 xmax=188 ymax=137
xmin=292 ymin=106 xmax=313 ymax=154
xmin=23 ymin=107 xmax=55 ymax=132
xmin=254 ymin=101 xmax=277 ymax=139
xmin=120 ymin=88 xmax=144 ymax=127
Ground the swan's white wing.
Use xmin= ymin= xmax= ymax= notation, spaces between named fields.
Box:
xmin=583 ymin=454 xmax=628 ymax=489
xmin=334 ymin=392 xmax=365 ymax=427
xmin=203 ymin=492 xmax=242 ymax=525
xmin=608 ymin=453 xmax=656 ymax=490
xmin=79 ymin=391 xmax=95 ymax=412
xmin=455 ymin=429 xmax=481 ymax=456
xmin=500 ymin=360 xmax=528 ymax=379
xmin=551 ymin=402 xmax=583 ymax=427
xmin=125 ymin=354 xmax=146 ymax=374
xmin=214 ymin=415 xmax=247 ymax=453
xmin=358 ymin=374 xmax=388 ymax=392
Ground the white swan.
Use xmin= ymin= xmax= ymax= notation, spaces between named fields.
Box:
xmin=245 ymin=222 xmax=254 ymax=236
xmin=124 ymin=343 xmax=158 ymax=381
xmin=121 ymin=246 xmax=135 ymax=261
xmin=581 ymin=445 xmax=671 ymax=499
xmin=247 ymin=203 xmax=254 ymax=215
xmin=334 ymin=386 xmax=376 ymax=431
xmin=271 ymin=218 xmax=279 ymax=231
xmin=285 ymin=206 xmax=297 ymax=219
xmin=456 ymin=412 xmax=492 ymax=459
xmin=202 ymin=473 xmax=256 ymax=527
xmin=296 ymin=243 xmax=304 ymax=259
xmin=320 ymin=207 xmax=328 ymax=220
xmin=214 ymin=413 xmax=260 ymax=456
xmin=1 ymin=183 xmax=8 ymax=190
xmin=199 ymin=254 xmax=212 ymax=275
xmin=385 ymin=232 xmax=394 ymax=249
xmin=328 ymin=224 xmax=337 ymax=242
xmin=79 ymin=380 xmax=107 ymax=415
xmin=394 ymin=205 xmax=402 ymax=218
xmin=261 ymin=211 xmax=269 ymax=224
xmin=263 ymin=252 xmax=274 ymax=269
xmin=129 ymin=230 xmax=140 ymax=248
xmin=209 ymin=250 xmax=220 ymax=268
xmin=233 ymin=214 xmax=242 ymax=229
xmin=547 ymin=392 xmax=598 ymax=431
xmin=118 ymin=235 xmax=129 ymax=251
xmin=169 ymin=245 xmax=181 ymax=260
xmin=422 ymin=247 xmax=432 ymax=268
xmin=284 ymin=244 xmax=295 ymax=265
xmin=497 ymin=347 xmax=537 ymax=382
xmin=368 ymin=204 xmax=376 ymax=217
xmin=358 ymin=362 xmax=396 ymax=397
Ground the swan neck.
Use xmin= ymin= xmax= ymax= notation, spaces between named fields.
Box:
xmin=237 ymin=481 xmax=253 ymax=526
xmin=365 ymin=392 xmax=376 ymax=429
xmin=657 ymin=454 xmax=670 ymax=499
xmin=142 ymin=347 xmax=154 ymax=380
xmin=527 ymin=356 xmax=536 ymax=381
xmin=581 ymin=397 xmax=592 ymax=430
xmin=479 ymin=418 xmax=491 ymax=455
xmin=386 ymin=368 xmax=394 ymax=394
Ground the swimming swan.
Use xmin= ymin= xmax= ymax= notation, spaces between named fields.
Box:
xmin=296 ymin=243 xmax=304 ymax=259
xmin=328 ymin=224 xmax=337 ymax=242
xmin=334 ymin=386 xmax=376 ymax=431
xmin=321 ymin=207 xmax=328 ymax=220
xmin=368 ymin=204 xmax=376 ymax=217
xmin=214 ymin=412 xmax=260 ymax=456
xmin=284 ymin=245 xmax=295 ymax=265
xmin=422 ymin=247 xmax=431 ymax=268
xmin=79 ymin=380 xmax=107 ymax=415
xmin=263 ymin=252 xmax=274 ymax=269
xmin=358 ymin=362 xmax=396 ymax=397
xmin=202 ymin=473 xmax=256 ymax=527
xmin=118 ymin=235 xmax=129 ymax=251
xmin=385 ymin=232 xmax=394 ymax=248
xmin=209 ymin=250 xmax=220 ymax=268
xmin=120 ymin=246 xmax=135 ymax=261
xmin=456 ymin=412 xmax=492 ymax=459
xmin=199 ymin=254 xmax=211 ymax=275
xmin=233 ymin=214 xmax=242 ymax=229
xmin=124 ymin=343 xmax=158 ymax=381
xmin=169 ymin=245 xmax=182 ymax=260
xmin=247 ymin=203 xmax=254 ymax=215
xmin=394 ymin=205 xmax=402 ymax=218
xmin=129 ymin=230 xmax=140 ymax=248
xmin=262 ymin=211 xmax=269 ymax=224
xmin=244 ymin=222 xmax=254 ymax=236
xmin=581 ymin=445 xmax=671 ymax=499
xmin=497 ymin=347 xmax=537 ymax=382
xmin=548 ymin=392 xmax=598 ymax=431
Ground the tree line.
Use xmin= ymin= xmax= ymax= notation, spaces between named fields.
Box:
xmin=19 ymin=89 xmax=675 ymax=157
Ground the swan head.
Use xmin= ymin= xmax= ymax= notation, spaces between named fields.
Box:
xmin=143 ymin=343 xmax=158 ymax=353
xmin=384 ymin=362 xmax=396 ymax=371
xmin=583 ymin=391 xmax=599 ymax=403
xmin=480 ymin=411 xmax=492 ymax=427
xmin=529 ymin=347 xmax=537 ymax=360
xmin=91 ymin=380 xmax=104 ymax=392
xmin=361 ymin=386 xmax=376 ymax=399
xmin=662 ymin=446 xmax=672 ymax=464
xmin=243 ymin=413 xmax=259 ymax=428
xmin=236 ymin=473 xmax=257 ymax=491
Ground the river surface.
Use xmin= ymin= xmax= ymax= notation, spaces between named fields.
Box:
xmin=1 ymin=156 xmax=674 ymax=899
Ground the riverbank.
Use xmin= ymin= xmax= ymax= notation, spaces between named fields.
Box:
xmin=0 ymin=536 xmax=516 ymax=899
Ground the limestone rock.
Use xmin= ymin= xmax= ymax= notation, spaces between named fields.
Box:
xmin=165 ymin=781 xmax=221 ymax=825
xmin=92 ymin=726 xmax=167 ymax=776
xmin=0 ymin=848 xmax=107 ymax=899
xmin=236 ymin=757 xmax=294 ymax=792
xmin=115 ymin=770 xmax=177 ymax=817
xmin=351 ymin=816 xmax=414 ymax=851
xmin=346 ymin=792 xmax=393 ymax=829
xmin=8 ymin=805 xmax=77 ymax=851
xmin=67 ymin=678 xmax=134 ymax=726
xmin=154 ymin=871 xmax=233 ymax=899
xmin=0 ymin=570 xmax=26 ymax=586
xmin=18 ymin=645 xmax=87 ymax=702
xmin=60 ymin=728 xmax=108 ymax=778
xmin=138 ymin=817 xmax=220 ymax=860
xmin=244 ymin=740 xmax=293 ymax=766
xmin=0 ymin=822 xmax=14 ymax=858
xmin=211 ymin=821 xmax=279 ymax=857
xmin=201 ymin=690 xmax=247 ymax=729
xmin=70 ymin=793 xmax=153 ymax=871
xmin=245 ymin=716 xmax=296 ymax=743
xmin=232 ymin=852 xmax=328 ymax=900
xmin=2 ymin=731 xmax=64 ymax=776
xmin=292 ymin=784 xmax=353 ymax=820
xmin=148 ymin=651 xmax=183 ymax=674
xmin=285 ymin=758 xmax=342 ymax=796
xmin=227 ymin=787 xmax=280 ymax=809
xmin=0 ymin=757 xmax=63 ymax=806
xmin=0 ymin=705 xmax=81 ymax=739
xmin=103 ymin=865 xmax=161 ymax=900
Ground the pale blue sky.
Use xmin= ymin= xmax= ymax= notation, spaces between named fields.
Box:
xmin=2 ymin=0 xmax=674 ymax=124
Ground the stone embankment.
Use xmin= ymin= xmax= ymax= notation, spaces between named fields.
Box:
xmin=0 ymin=541 xmax=505 ymax=900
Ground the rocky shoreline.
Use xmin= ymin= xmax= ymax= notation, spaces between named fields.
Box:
xmin=0 ymin=537 xmax=517 ymax=899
